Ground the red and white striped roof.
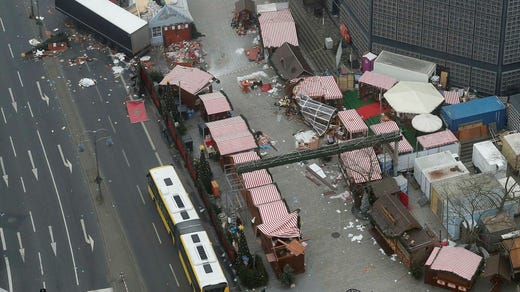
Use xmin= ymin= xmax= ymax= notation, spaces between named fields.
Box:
xmin=340 ymin=147 xmax=382 ymax=184
xmin=294 ymin=76 xmax=342 ymax=100
xmin=258 ymin=9 xmax=298 ymax=48
xmin=231 ymin=151 xmax=260 ymax=164
xmin=241 ymin=169 xmax=273 ymax=189
xmin=417 ymin=129 xmax=458 ymax=149
xmin=370 ymin=121 xmax=413 ymax=153
xmin=249 ymin=184 xmax=282 ymax=206
xmin=426 ymin=246 xmax=482 ymax=281
xmin=443 ymin=90 xmax=462 ymax=105
xmin=199 ymin=92 xmax=231 ymax=115
xmin=159 ymin=65 xmax=215 ymax=95
xmin=338 ymin=109 xmax=368 ymax=134
xmin=257 ymin=211 xmax=300 ymax=238
xmin=358 ymin=71 xmax=397 ymax=90
xmin=206 ymin=116 xmax=257 ymax=155
xmin=257 ymin=200 xmax=289 ymax=223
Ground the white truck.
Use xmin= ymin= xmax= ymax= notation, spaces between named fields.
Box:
xmin=472 ymin=141 xmax=507 ymax=179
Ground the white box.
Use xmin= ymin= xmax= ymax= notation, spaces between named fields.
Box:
xmin=324 ymin=37 xmax=333 ymax=50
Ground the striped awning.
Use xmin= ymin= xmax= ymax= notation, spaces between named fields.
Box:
xmin=242 ymin=169 xmax=273 ymax=189
xmin=231 ymin=151 xmax=260 ymax=164
xmin=358 ymin=71 xmax=397 ymax=90
xmin=417 ymin=129 xmax=458 ymax=149
xmin=340 ymin=147 xmax=382 ymax=184
xmin=258 ymin=9 xmax=298 ymax=48
xmin=443 ymin=90 xmax=462 ymax=105
xmin=206 ymin=116 xmax=257 ymax=155
xmin=249 ymin=184 xmax=282 ymax=206
xmin=370 ymin=121 xmax=413 ymax=153
xmin=199 ymin=92 xmax=232 ymax=115
xmin=257 ymin=211 xmax=300 ymax=238
xmin=257 ymin=200 xmax=289 ymax=223
xmin=338 ymin=109 xmax=368 ymax=134
xmin=294 ymin=76 xmax=342 ymax=100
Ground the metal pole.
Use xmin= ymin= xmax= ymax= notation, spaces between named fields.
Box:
xmin=94 ymin=132 xmax=102 ymax=185
xmin=29 ymin=0 xmax=35 ymax=19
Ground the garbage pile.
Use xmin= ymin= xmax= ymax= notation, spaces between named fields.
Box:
xmin=164 ymin=40 xmax=204 ymax=68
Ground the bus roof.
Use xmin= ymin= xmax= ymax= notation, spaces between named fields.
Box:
xmin=149 ymin=165 xmax=200 ymax=225
xmin=180 ymin=231 xmax=227 ymax=288
xmin=76 ymin=0 xmax=148 ymax=34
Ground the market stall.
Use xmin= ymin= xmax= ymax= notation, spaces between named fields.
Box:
xmin=337 ymin=109 xmax=368 ymax=139
xmin=199 ymin=91 xmax=232 ymax=122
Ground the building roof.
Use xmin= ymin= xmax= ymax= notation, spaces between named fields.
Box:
xmin=257 ymin=211 xmax=300 ymax=238
xmin=424 ymin=161 xmax=469 ymax=184
xmin=358 ymin=71 xmax=397 ymax=90
xmin=231 ymin=151 xmax=260 ymax=164
xmin=241 ymin=169 xmax=273 ymax=189
xmin=417 ymin=129 xmax=458 ymax=149
xmin=258 ymin=9 xmax=298 ymax=48
xmin=159 ymin=65 xmax=215 ymax=95
xmin=206 ymin=116 xmax=257 ymax=155
xmin=375 ymin=50 xmax=436 ymax=75
xmin=370 ymin=121 xmax=413 ymax=153
xmin=503 ymin=133 xmax=520 ymax=155
xmin=75 ymin=0 xmax=148 ymax=34
xmin=249 ymin=183 xmax=282 ymax=206
xmin=502 ymin=237 xmax=520 ymax=270
xmin=199 ymin=91 xmax=232 ymax=115
xmin=338 ymin=110 xmax=368 ymax=134
xmin=294 ymin=76 xmax=343 ymax=100
xmin=271 ymin=42 xmax=313 ymax=80
xmin=340 ymin=147 xmax=382 ymax=184
xmin=443 ymin=90 xmax=462 ymax=105
xmin=425 ymin=246 xmax=483 ymax=281
xmin=370 ymin=193 xmax=421 ymax=238
xmin=149 ymin=1 xmax=193 ymax=27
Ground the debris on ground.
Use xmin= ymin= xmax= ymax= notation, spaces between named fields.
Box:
xmin=164 ymin=40 xmax=203 ymax=68
xmin=78 ymin=78 xmax=96 ymax=87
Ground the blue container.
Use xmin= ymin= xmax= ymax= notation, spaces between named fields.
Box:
xmin=440 ymin=96 xmax=506 ymax=132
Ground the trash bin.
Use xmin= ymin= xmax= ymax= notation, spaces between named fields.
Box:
xmin=182 ymin=134 xmax=193 ymax=152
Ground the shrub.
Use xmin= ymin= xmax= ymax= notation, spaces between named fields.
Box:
xmin=236 ymin=255 xmax=268 ymax=289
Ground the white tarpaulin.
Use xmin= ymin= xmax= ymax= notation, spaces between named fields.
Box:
xmin=412 ymin=113 xmax=443 ymax=133
xmin=383 ymin=81 xmax=444 ymax=114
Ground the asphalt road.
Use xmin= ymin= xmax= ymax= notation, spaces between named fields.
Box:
xmin=1 ymin=1 xmax=194 ymax=291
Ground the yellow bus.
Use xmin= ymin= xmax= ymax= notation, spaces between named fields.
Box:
xmin=147 ymin=165 xmax=229 ymax=292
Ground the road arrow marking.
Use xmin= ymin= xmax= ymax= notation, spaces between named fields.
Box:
xmin=9 ymin=136 xmax=16 ymax=157
xmin=28 ymin=150 xmax=38 ymax=180
xmin=17 ymin=232 xmax=25 ymax=263
xmin=8 ymin=88 xmax=17 ymax=112
xmin=57 ymin=144 xmax=72 ymax=173
xmin=36 ymin=81 xmax=50 ymax=106
xmin=48 ymin=226 xmax=57 ymax=256
xmin=4 ymin=256 xmax=13 ymax=292
xmin=80 ymin=219 xmax=94 ymax=252
xmin=0 ymin=157 xmax=8 ymax=187
xmin=1 ymin=107 xmax=6 ymax=124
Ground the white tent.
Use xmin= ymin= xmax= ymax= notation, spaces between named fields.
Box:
xmin=412 ymin=113 xmax=443 ymax=133
xmin=383 ymin=81 xmax=444 ymax=114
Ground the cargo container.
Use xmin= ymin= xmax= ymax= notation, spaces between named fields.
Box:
xmin=372 ymin=50 xmax=436 ymax=83
xmin=413 ymin=151 xmax=457 ymax=191
xmin=502 ymin=133 xmax=520 ymax=173
xmin=421 ymin=161 xmax=469 ymax=199
xmin=440 ymin=96 xmax=506 ymax=133
xmin=472 ymin=140 xmax=506 ymax=179
xmin=55 ymin=0 xmax=150 ymax=56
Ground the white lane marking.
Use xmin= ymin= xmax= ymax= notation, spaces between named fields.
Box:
xmin=155 ymin=152 xmax=163 ymax=166
xmin=0 ymin=228 xmax=6 ymax=250
xmin=121 ymin=149 xmax=130 ymax=167
xmin=28 ymin=150 xmax=38 ymax=180
xmin=1 ymin=156 xmax=8 ymax=187
xmin=5 ymin=256 xmax=13 ymax=292
xmin=7 ymin=43 xmax=13 ymax=58
xmin=36 ymin=81 xmax=50 ymax=106
xmin=107 ymin=115 xmax=117 ymax=133
xmin=29 ymin=211 xmax=36 ymax=232
xmin=17 ymin=232 xmax=25 ymax=263
xmin=136 ymin=185 xmax=145 ymax=205
xmin=8 ymin=88 xmax=17 ymax=112
xmin=19 ymin=177 xmax=26 ymax=193
xmin=16 ymin=71 xmax=23 ymax=87
xmin=9 ymin=136 xmax=16 ymax=157
xmin=0 ymin=17 xmax=5 ymax=32
xmin=151 ymin=222 xmax=162 ymax=244
xmin=86 ymin=289 xmax=113 ymax=292
xmin=36 ymin=129 xmax=79 ymax=285
xmin=27 ymin=101 xmax=34 ymax=118
xmin=38 ymin=252 xmax=44 ymax=276
xmin=169 ymin=263 xmax=180 ymax=287
xmin=49 ymin=226 xmax=57 ymax=256
xmin=1 ymin=107 xmax=6 ymax=124
xmin=141 ymin=123 xmax=156 ymax=151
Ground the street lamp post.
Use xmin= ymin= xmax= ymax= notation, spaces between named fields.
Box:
xmin=80 ymin=129 xmax=113 ymax=201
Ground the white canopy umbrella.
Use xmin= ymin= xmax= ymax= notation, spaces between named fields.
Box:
xmin=412 ymin=113 xmax=443 ymax=133
xmin=383 ymin=81 xmax=444 ymax=114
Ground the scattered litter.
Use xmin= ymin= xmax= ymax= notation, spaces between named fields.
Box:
xmin=78 ymin=78 xmax=96 ymax=87
xmin=379 ymin=248 xmax=385 ymax=255
xmin=112 ymin=66 xmax=124 ymax=75
xmin=351 ymin=235 xmax=363 ymax=243
xmin=336 ymin=210 xmax=341 ymax=214
xmin=390 ymin=254 xmax=397 ymax=261
xmin=236 ymin=71 xmax=268 ymax=82
xmin=29 ymin=39 xmax=41 ymax=46
xmin=235 ymin=48 xmax=245 ymax=54
xmin=140 ymin=55 xmax=151 ymax=62
xmin=114 ymin=52 xmax=126 ymax=62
